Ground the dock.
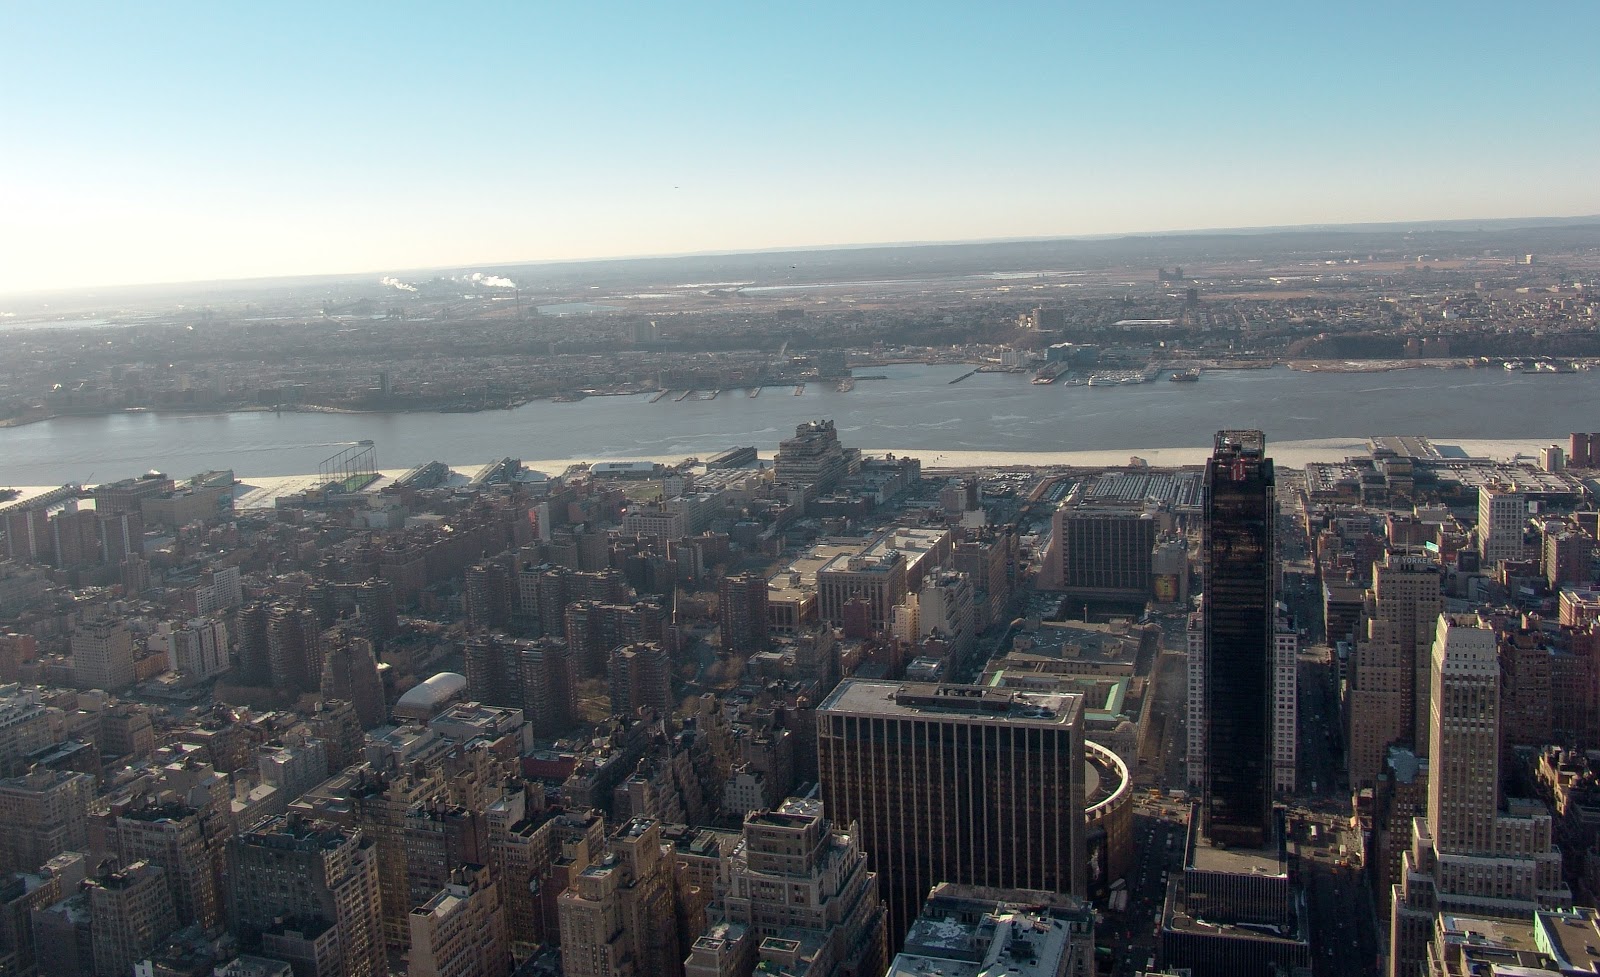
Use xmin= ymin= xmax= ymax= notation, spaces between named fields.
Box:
xmin=747 ymin=387 xmax=761 ymax=398
xmin=674 ymin=389 xmax=695 ymax=402
xmin=707 ymin=390 xmax=721 ymax=400
xmin=948 ymin=369 xmax=978 ymax=384
xmin=648 ymin=390 xmax=670 ymax=404
xmin=793 ymin=384 xmax=805 ymax=396
xmin=1031 ymin=363 xmax=1065 ymax=384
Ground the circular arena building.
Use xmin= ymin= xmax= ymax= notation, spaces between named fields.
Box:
xmin=1085 ymin=738 xmax=1134 ymax=897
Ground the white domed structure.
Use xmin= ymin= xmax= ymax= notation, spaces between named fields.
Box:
xmin=392 ymin=671 xmax=467 ymax=721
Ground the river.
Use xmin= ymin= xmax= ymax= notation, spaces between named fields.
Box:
xmin=2 ymin=364 xmax=1596 ymax=485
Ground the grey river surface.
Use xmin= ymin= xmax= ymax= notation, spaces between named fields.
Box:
xmin=2 ymin=364 xmax=1597 ymax=485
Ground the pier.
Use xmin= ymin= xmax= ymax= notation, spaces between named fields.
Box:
xmin=948 ymin=369 xmax=978 ymax=384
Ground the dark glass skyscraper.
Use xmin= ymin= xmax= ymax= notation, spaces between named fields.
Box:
xmin=1202 ymin=430 xmax=1275 ymax=848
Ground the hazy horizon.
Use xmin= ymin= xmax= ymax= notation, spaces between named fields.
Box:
xmin=0 ymin=211 xmax=1595 ymax=300
xmin=5 ymin=1 xmax=1598 ymax=294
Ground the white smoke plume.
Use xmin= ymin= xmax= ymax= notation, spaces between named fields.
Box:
xmin=458 ymin=272 xmax=517 ymax=289
xmin=380 ymin=277 xmax=418 ymax=292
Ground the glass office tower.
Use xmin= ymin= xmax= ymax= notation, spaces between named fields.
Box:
xmin=1202 ymin=430 xmax=1275 ymax=848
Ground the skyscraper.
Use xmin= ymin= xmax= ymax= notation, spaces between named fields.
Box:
xmin=86 ymin=861 xmax=177 ymax=977
xmin=266 ymin=604 xmax=325 ymax=694
xmin=517 ymin=638 xmax=576 ymax=736
xmin=1477 ymin=482 xmax=1527 ymax=567
xmin=1387 ymin=614 xmax=1570 ymax=977
xmin=352 ymin=578 xmax=399 ymax=646
xmin=0 ymin=769 xmax=93 ymax=875
xmin=1201 ymin=430 xmax=1275 ymax=849
xmin=464 ymin=561 xmax=514 ymax=631
xmin=1048 ymin=496 xmax=1158 ymax=601
xmin=609 ymin=642 xmax=673 ymax=719
xmin=236 ymin=602 xmax=271 ymax=686
xmin=114 ymin=800 xmax=231 ymax=930
xmin=1185 ymin=608 xmax=1205 ymax=791
xmin=167 ymin=616 xmax=230 ymax=682
xmin=1 ymin=506 xmax=51 ymax=564
xmin=773 ymin=420 xmax=856 ymax=494
xmin=319 ymin=633 xmax=387 ymax=729
xmin=718 ymin=573 xmax=769 ymax=653
xmin=405 ymin=803 xmax=487 ymax=926
xmin=816 ymin=680 xmax=1085 ymax=947
xmin=70 ymin=618 xmax=135 ymax=692
xmin=686 ymin=796 xmax=887 ymax=977
xmin=1426 ymin=618 xmax=1501 ymax=848
xmin=463 ymin=634 xmax=576 ymax=737
xmin=1272 ymin=612 xmax=1299 ymax=796
xmin=558 ymin=818 xmax=681 ymax=977
xmin=565 ymin=600 xmax=664 ymax=677
xmin=230 ymin=815 xmax=385 ymax=977
xmin=291 ymin=766 xmax=444 ymax=957
xmin=463 ymin=633 xmax=519 ymax=711
xmin=1345 ymin=552 xmax=1442 ymax=789
xmin=407 ymin=863 xmax=508 ymax=977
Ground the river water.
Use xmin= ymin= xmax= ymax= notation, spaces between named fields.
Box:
xmin=2 ymin=364 xmax=1596 ymax=485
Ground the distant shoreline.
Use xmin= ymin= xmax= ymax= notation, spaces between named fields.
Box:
xmin=0 ymin=356 xmax=1577 ymax=428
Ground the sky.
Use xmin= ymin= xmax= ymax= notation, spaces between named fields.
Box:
xmin=3 ymin=1 xmax=1598 ymax=294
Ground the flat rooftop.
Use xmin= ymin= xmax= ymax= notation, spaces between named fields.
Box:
xmin=1304 ymin=460 xmax=1366 ymax=496
xmin=1065 ymin=468 xmax=1204 ymax=509
xmin=819 ymin=679 xmax=1080 ymax=728
xmin=1162 ymin=908 xmax=1305 ymax=944
xmin=1189 ymin=837 xmax=1288 ymax=879
xmin=816 ymin=526 xmax=948 ymax=576
xmin=1534 ymin=909 xmax=1600 ymax=971
xmin=429 ymin=701 xmax=522 ymax=735
xmin=1430 ymin=461 xmax=1584 ymax=495
xmin=890 ymin=907 xmax=1078 ymax=977
xmin=1440 ymin=914 xmax=1547 ymax=969
xmin=232 ymin=464 xmax=495 ymax=510
xmin=413 ymin=890 xmax=464 ymax=918
xmin=1370 ymin=435 xmax=1444 ymax=460
xmin=768 ymin=541 xmax=859 ymax=601
xmin=1007 ymin=619 xmax=1145 ymax=664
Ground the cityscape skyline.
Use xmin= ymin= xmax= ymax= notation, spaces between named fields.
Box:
xmin=5 ymin=411 xmax=1600 ymax=976
xmin=7 ymin=5 xmax=1600 ymax=971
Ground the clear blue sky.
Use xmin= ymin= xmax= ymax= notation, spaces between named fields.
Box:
xmin=3 ymin=1 xmax=1597 ymax=292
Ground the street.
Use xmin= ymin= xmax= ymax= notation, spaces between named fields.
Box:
xmin=1100 ymin=803 xmax=1188 ymax=976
